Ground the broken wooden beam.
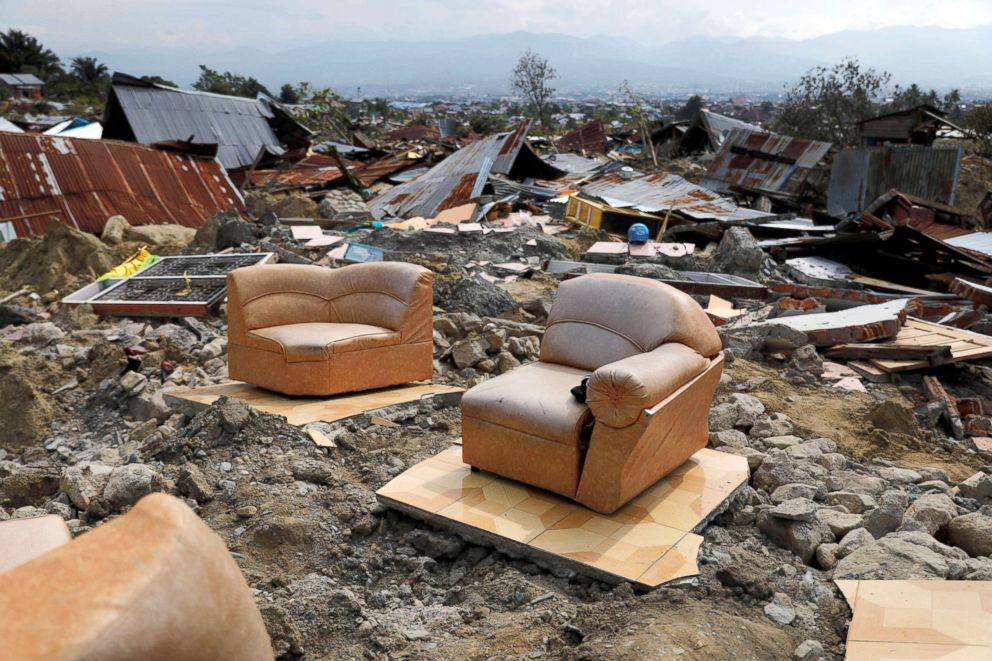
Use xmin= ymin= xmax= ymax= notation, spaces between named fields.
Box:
xmin=824 ymin=343 xmax=953 ymax=366
xmin=950 ymin=277 xmax=992 ymax=307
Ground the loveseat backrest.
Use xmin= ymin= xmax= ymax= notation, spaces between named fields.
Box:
xmin=227 ymin=262 xmax=433 ymax=343
xmin=539 ymin=273 xmax=722 ymax=372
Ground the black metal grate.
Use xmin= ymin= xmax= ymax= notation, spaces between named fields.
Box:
xmin=139 ymin=254 xmax=267 ymax=277
xmin=93 ymin=277 xmax=227 ymax=303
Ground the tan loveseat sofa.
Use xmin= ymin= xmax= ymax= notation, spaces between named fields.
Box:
xmin=0 ymin=494 xmax=273 ymax=660
xmin=461 ymin=273 xmax=724 ymax=514
xmin=227 ymin=262 xmax=434 ymax=396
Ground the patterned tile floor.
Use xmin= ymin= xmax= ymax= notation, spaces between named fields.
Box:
xmin=165 ymin=382 xmax=462 ymax=426
xmin=836 ymin=580 xmax=992 ymax=660
xmin=377 ymin=446 xmax=748 ymax=588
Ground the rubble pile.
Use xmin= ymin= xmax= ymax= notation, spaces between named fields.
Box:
xmin=4 ymin=104 xmax=992 ymax=660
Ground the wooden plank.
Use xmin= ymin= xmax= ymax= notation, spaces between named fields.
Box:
xmin=871 ymin=318 xmax=992 ymax=372
xmin=824 ymin=343 xmax=953 ymax=366
xmin=307 ymin=428 xmax=337 ymax=448
xmin=165 ymin=382 xmax=463 ymax=427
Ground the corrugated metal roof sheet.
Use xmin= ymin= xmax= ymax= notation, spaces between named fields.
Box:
xmin=105 ymin=81 xmax=287 ymax=170
xmin=0 ymin=132 xmax=244 ymax=238
xmin=580 ymin=172 xmax=743 ymax=220
xmin=0 ymin=73 xmax=44 ymax=86
xmin=558 ymin=120 xmax=607 ymax=154
xmin=701 ymin=129 xmax=832 ymax=199
xmin=827 ymin=145 xmax=962 ymax=217
xmin=0 ymin=117 xmax=24 ymax=133
xmin=368 ymin=121 xmax=561 ymax=219
xmin=699 ymin=111 xmax=764 ymax=149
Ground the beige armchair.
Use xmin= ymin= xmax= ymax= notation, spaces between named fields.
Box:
xmin=227 ymin=262 xmax=434 ymax=396
xmin=461 ymin=273 xmax=724 ymax=514
xmin=0 ymin=494 xmax=272 ymax=660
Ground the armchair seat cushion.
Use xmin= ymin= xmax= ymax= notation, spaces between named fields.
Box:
xmin=248 ymin=322 xmax=401 ymax=363
xmin=461 ymin=362 xmax=592 ymax=447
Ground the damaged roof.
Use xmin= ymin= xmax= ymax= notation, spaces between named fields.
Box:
xmin=102 ymin=72 xmax=310 ymax=171
xmin=827 ymin=145 xmax=963 ymax=217
xmin=701 ymin=129 xmax=832 ymax=199
xmin=369 ymin=121 xmax=564 ymax=219
xmin=0 ymin=132 xmax=244 ymax=238
xmin=580 ymin=171 xmax=745 ymax=220
xmin=557 ymin=120 xmax=607 ymax=154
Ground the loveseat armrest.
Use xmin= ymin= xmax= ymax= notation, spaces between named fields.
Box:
xmin=586 ymin=343 xmax=710 ymax=429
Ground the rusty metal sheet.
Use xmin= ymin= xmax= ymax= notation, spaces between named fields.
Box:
xmin=0 ymin=132 xmax=244 ymax=238
xmin=558 ymin=120 xmax=607 ymax=154
xmin=701 ymin=129 xmax=831 ymax=200
xmin=827 ymin=146 xmax=962 ymax=217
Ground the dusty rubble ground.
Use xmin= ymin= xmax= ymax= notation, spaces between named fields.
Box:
xmin=3 ymin=208 xmax=992 ymax=661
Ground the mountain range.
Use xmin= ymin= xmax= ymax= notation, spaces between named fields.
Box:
xmin=89 ymin=26 xmax=992 ymax=97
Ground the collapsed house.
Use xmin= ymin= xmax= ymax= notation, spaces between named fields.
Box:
xmin=102 ymin=72 xmax=311 ymax=174
xmin=858 ymin=104 xmax=967 ymax=147
xmin=652 ymin=109 xmax=764 ymax=156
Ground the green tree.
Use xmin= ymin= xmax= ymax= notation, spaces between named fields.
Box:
xmin=279 ymin=83 xmax=299 ymax=104
xmin=288 ymin=82 xmax=350 ymax=142
xmin=192 ymin=65 xmax=271 ymax=98
xmin=467 ymin=112 xmax=507 ymax=135
xmin=676 ymin=95 xmax=705 ymax=121
xmin=965 ymin=106 xmax=992 ymax=158
xmin=510 ymin=49 xmax=556 ymax=133
xmin=0 ymin=29 xmax=61 ymax=78
xmin=69 ymin=56 xmax=108 ymax=83
xmin=774 ymin=57 xmax=891 ymax=146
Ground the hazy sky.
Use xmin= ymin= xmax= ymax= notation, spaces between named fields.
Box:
xmin=4 ymin=0 xmax=992 ymax=53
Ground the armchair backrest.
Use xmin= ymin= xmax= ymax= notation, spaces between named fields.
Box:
xmin=0 ymin=494 xmax=272 ymax=660
xmin=540 ymin=273 xmax=721 ymax=371
xmin=227 ymin=262 xmax=433 ymax=344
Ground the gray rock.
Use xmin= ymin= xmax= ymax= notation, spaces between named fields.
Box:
xmin=724 ymin=446 xmax=767 ymax=472
xmin=59 ymin=461 xmax=114 ymax=511
xmin=764 ymin=435 xmax=803 ymax=449
xmin=758 ymin=511 xmax=834 ymax=564
xmin=958 ymin=473 xmax=992 ymax=503
xmin=763 ymin=592 xmax=796 ymax=625
xmin=290 ymin=459 xmax=335 ymax=485
xmin=901 ymin=493 xmax=958 ymax=535
xmin=864 ymin=502 xmax=907 ymax=539
xmin=838 ymin=527 xmax=875 ymax=558
xmin=834 ymin=531 xmax=964 ymax=579
xmin=451 ymin=337 xmax=489 ymax=369
xmin=708 ymin=402 xmax=737 ymax=432
xmin=728 ymin=393 xmax=765 ymax=428
xmin=101 ymin=214 xmax=130 ymax=244
xmin=217 ymin=397 xmax=251 ymax=433
xmin=827 ymin=472 xmax=888 ymax=497
xmin=127 ymin=389 xmax=171 ymax=423
xmin=22 ymin=322 xmax=65 ymax=346
xmin=752 ymin=452 xmax=827 ymax=493
xmin=750 ymin=413 xmax=794 ymax=439
xmin=709 ymin=429 xmax=749 ymax=449
xmin=784 ymin=444 xmax=823 ymax=461
xmin=120 ymin=371 xmax=148 ymax=396
xmin=948 ymin=512 xmax=992 ymax=557
xmin=769 ymin=498 xmax=817 ymax=522
xmin=793 ymin=639 xmax=825 ymax=661
xmin=0 ymin=460 xmax=60 ymax=508
xmin=878 ymin=466 xmax=922 ymax=484
xmin=177 ymin=464 xmax=213 ymax=503
xmin=103 ymin=464 xmax=163 ymax=509
xmin=917 ymin=467 xmax=950 ymax=484
xmin=815 ymin=543 xmax=839 ymax=570
xmin=771 ymin=484 xmax=824 ymax=504
xmin=817 ymin=509 xmax=864 ymax=538
xmin=827 ymin=491 xmax=876 ymax=514
xmin=816 ymin=453 xmax=848 ymax=471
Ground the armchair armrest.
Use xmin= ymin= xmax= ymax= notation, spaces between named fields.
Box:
xmin=586 ymin=343 xmax=710 ymax=428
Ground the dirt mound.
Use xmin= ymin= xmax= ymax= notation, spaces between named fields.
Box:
xmin=0 ymin=344 xmax=58 ymax=449
xmin=0 ymin=218 xmax=118 ymax=296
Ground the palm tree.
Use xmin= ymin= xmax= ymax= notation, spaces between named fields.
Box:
xmin=69 ymin=56 xmax=108 ymax=83
xmin=0 ymin=29 xmax=61 ymax=78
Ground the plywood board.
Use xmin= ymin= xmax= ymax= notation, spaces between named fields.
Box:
xmin=872 ymin=317 xmax=992 ymax=372
xmin=839 ymin=580 xmax=992 ymax=659
xmin=165 ymin=382 xmax=463 ymax=427
xmin=377 ymin=446 xmax=748 ymax=589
